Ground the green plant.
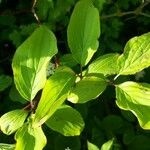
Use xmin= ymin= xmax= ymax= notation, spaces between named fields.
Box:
xmin=0 ymin=0 xmax=150 ymax=149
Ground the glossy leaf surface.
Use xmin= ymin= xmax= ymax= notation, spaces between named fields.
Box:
xmin=116 ymin=81 xmax=150 ymax=129
xmin=12 ymin=25 xmax=58 ymax=101
xmin=118 ymin=32 xmax=150 ymax=75
xmin=0 ymin=109 xmax=28 ymax=135
xmin=46 ymin=105 xmax=84 ymax=136
xmin=67 ymin=0 xmax=100 ymax=66
xmin=68 ymin=74 xmax=107 ymax=103
xmin=33 ymin=67 xmax=76 ymax=127
xmin=88 ymin=53 xmax=119 ymax=75
xmin=15 ymin=123 xmax=46 ymax=150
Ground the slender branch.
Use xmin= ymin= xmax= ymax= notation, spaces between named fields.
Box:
xmin=101 ymin=0 xmax=150 ymax=19
xmin=31 ymin=0 xmax=41 ymax=24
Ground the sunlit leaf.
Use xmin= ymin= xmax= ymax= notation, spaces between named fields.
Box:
xmin=33 ymin=67 xmax=76 ymax=127
xmin=87 ymin=141 xmax=99 ymax=150
xmin=0 ymin=109 xmax=28 ymax=135
xmin=88 ymin=53 xmax=119 ymax=75
xmin=68 ymin=74 xmax=107 ymax=103
xmin=101 ymin=138 xmax=114 ymax=150
xmin=0 ymin=143 xmax=15 ymax=150
xmin=118 ymin=32 xmax=150 ymax=75
xmin=67 ymin=0 xmax=100 ymax=66
xmin=116 ymin=81 xmax=150 ymax=129
xmin=46 ymin=105 xmax=84 ymax=136
xmin=15 ymin=122 xmax=46 ymax=150
xmin=12 ymin=25 xmax=58 ymax=101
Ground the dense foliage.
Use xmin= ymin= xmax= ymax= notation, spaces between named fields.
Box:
xmin=0 ymin=0 xmax=150 ymax=149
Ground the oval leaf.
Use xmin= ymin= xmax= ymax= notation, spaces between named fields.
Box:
xmin=0 ymin=109 xmax=28 ymax=135
xmin=118 ymin=32 xmax=150 ymax=75
xmin=12 ymin=25 xmax=58 ymax=101
xmin=116 ymin=81 xmax=150 ymax=129
xmin=67 ymin=1 xmax=100 ymax=66
xmin=88 ymin=53 xmax=120 ymax=75
xmin=15 ymin=123 xmax=46 ymax=150
xmin=46 ymin=105 xmax=84 ymax=136
xmin=33 ymin=66 xmax=76 ymax=127
xmin=68 ymin=74 xmax=107 ymax=103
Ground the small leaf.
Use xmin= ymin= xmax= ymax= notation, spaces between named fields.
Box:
xmin=0 ymin=109 xmax=28 ymax=135
xmin=12 ymin=25 xmax=58 ymax=101
xmin=0 ymin=143 xmax=15 ymax=150
xmin=101 ymin=138 xmax=114 ymax=150
xmin=68 ymin=74 xmax=107 ymax=103
xmin=15 ymin=123 xmax=46 ymax=150
xmin=46 ymin=105 xmax=84 ymax=136
xmin=67 ymin=0 xmax=100 ymax=66
xmin=33 ymin=66 xmax=76 ymax=127
xmin=87 ymin=141 xmax=99 ymax=150
xmin=0 ymin=75 xmax=12 ymax=91
xmin=118 ymin=32 xmax=150 ymax=75
xmin=88 ymin=53 xmax=119 ymax=75
xmin=116 ymin=81 xmax=150 ymax=129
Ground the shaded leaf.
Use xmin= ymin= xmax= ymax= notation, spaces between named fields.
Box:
xmin=12 ymin=25 xmax=58 ymax=101
xmin=68 ymin=74 xmax=107 ymax=103
xmin=116 ymin=81 xmax=150 ymax=129
xmin=0 ymin=75 xmax=12 ymax=91
xmin=67 ymin=0 xmax=100 ymax=66
xmin=0 ymin=109 xmax=28 ymax=135
xmin=33 ymin=67 xmax=76 ymax=127
xmin=46 ymin=105 xmax=84 ymax=136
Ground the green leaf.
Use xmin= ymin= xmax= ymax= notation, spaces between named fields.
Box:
xmin=33 ymin=66 xmax=76 ymax=127
xmin=87 ymin=141 xmax=99 ymax=150
xmin=15 ymin=123 xmax=46 ymax=150
xmin=60 ymin=54 xmax=78 ymax=68
xmin=0 ymin=75 xmax=12 ymax=91
xmin=9 ymin=84 xmax=27 ymax=104
xmin=0 ymin=143 xmax=15 ymax=150
xmin=12 ymin=25 xmax=58 ymax=101
xmin=68 ymin=74 xmax=107 ymax=103
xmin=46 ymin=105 xmax=84 ymax=136
xmin=101 ymin=138 xmax=114 ymax=150
xmin=118 ymin=32 xmax=150 ymax=75
xmin=67 ymin=0 xmax=100 ymax=66
xmin=88 ymin=53 xmax=119 ymax=75
xmin=116 ymin=81 xmax=150 ymax=129
xmin=0 ymin=109 xmax=28 ymax=135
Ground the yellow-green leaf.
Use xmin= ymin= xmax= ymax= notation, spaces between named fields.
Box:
xmin=118 ymin=32 xmax=150 ymax=75
xmin=12 ymin=25 xmax=58 ymax=101
xmin=88 ymin=53 xmax=119 ymax=75
xmin=68 ymin=74 xmax=107 ymax=103
xmin=46 ymin=105 xmax=84 ymax=136
xmin=33 ymin=67 xmax=76 ymax=127
xmin=0 ymin=109 xmax=28 ymax=135
xmin=116 ymin=81 xmax=150 ymax=129
xmin=67 ymin=0 xmax=100 ymax=66
xmin=15 ymin=123 xmax=46 ymax=150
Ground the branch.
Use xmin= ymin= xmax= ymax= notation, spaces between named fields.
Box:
xmin=101 ymin=0 xmax=150 ymax=19
xmin=31 ymin=0 xmax=41 ymax=24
